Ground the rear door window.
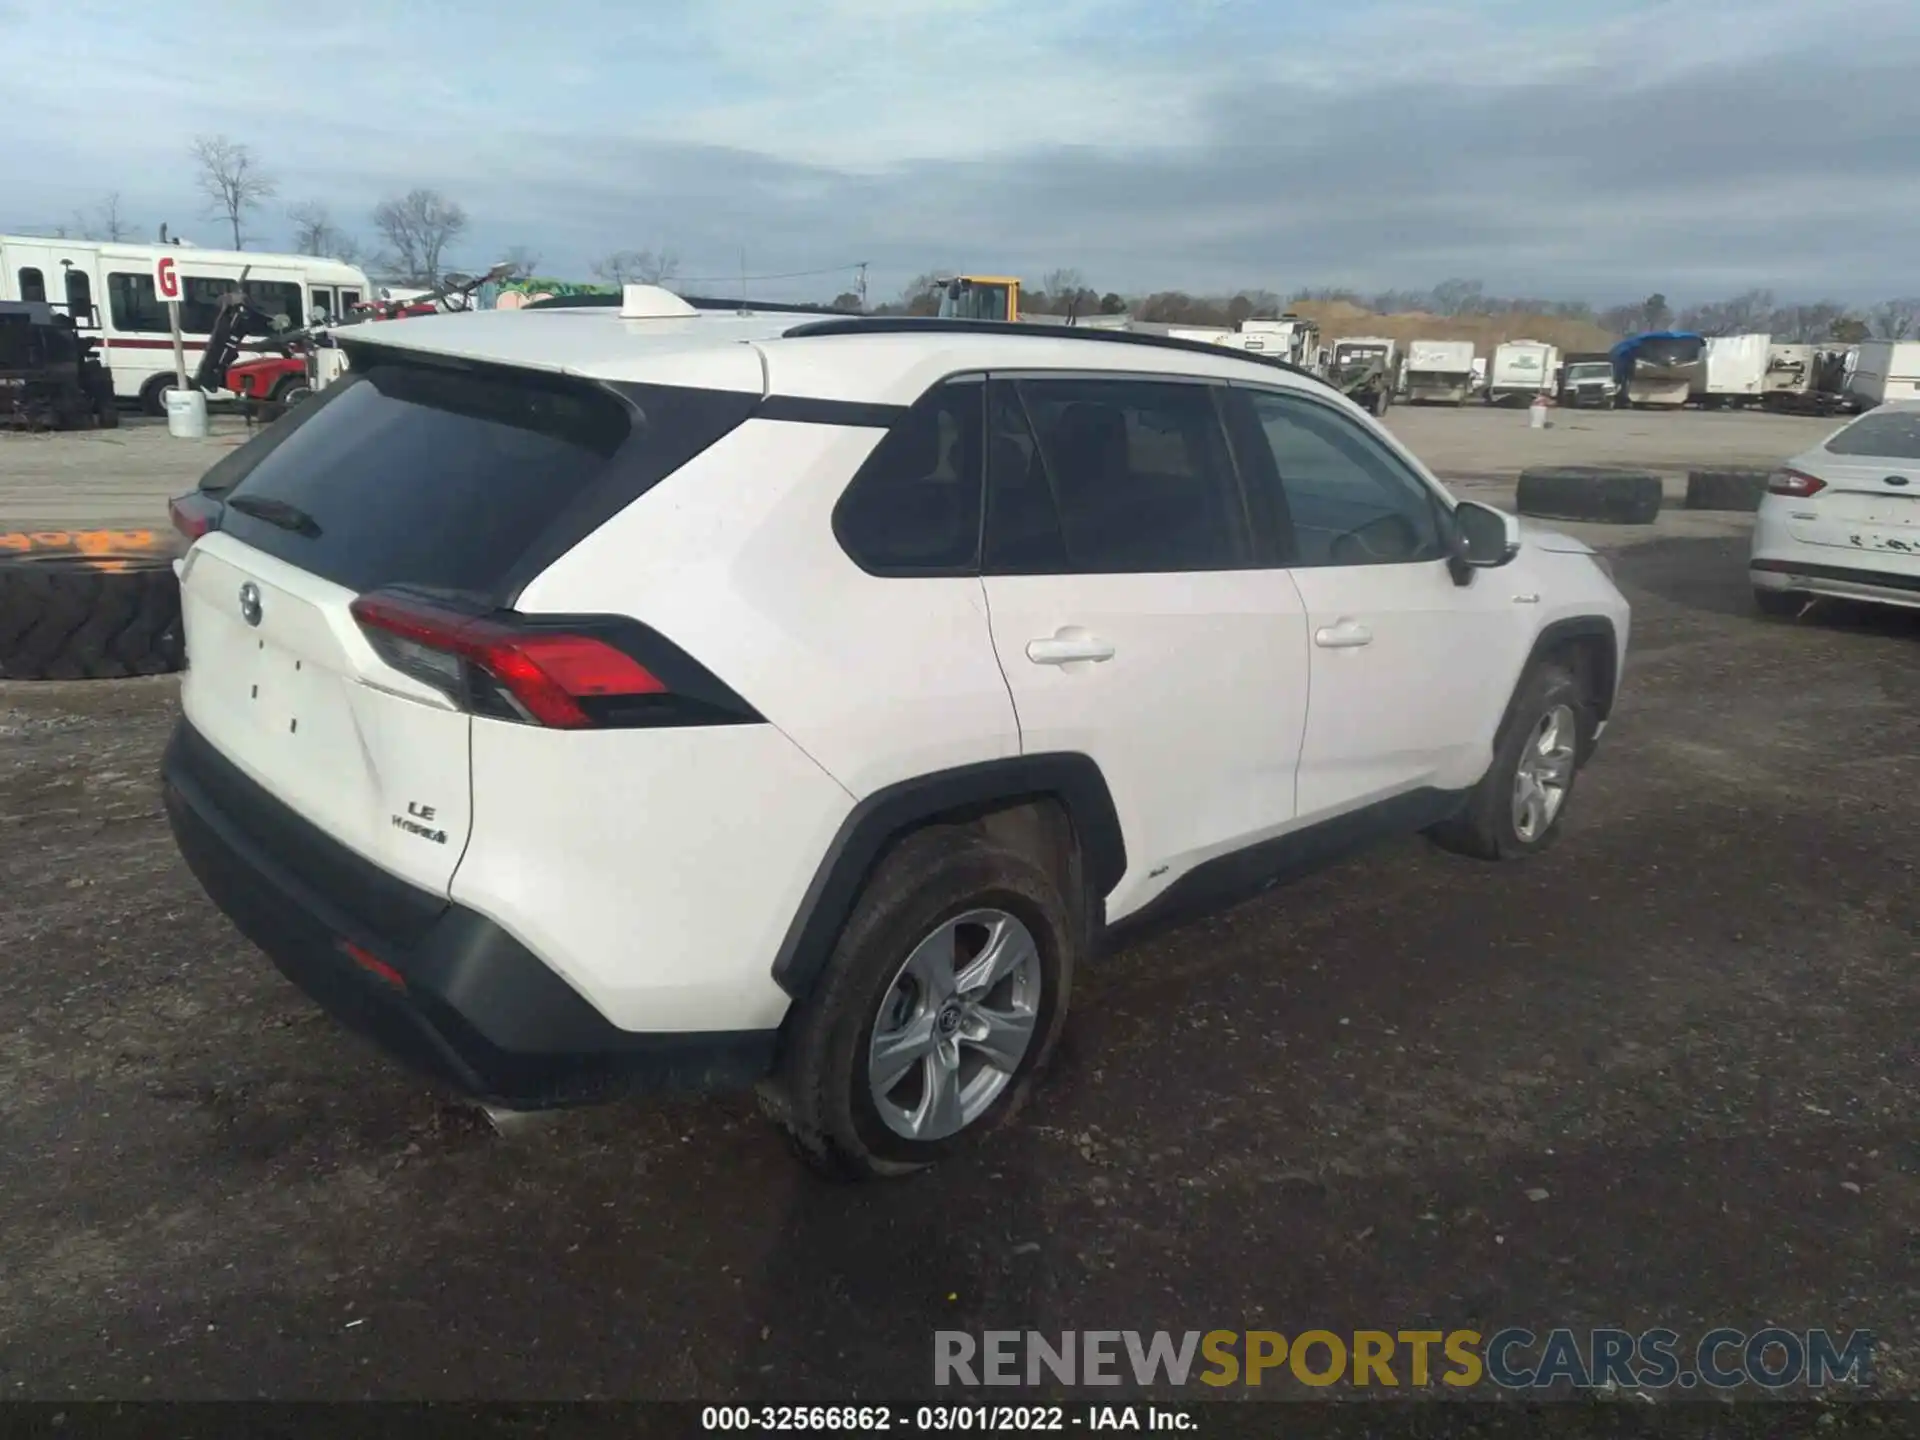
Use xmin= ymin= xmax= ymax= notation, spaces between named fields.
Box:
xmin=216 ymin=359 xmax=752 ymax=597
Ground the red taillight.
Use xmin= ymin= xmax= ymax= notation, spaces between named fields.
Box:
xmin=1768 ymin=468 xmax=1826 ymax=497
xmin=349 ymin=591 xmax=666 ymax=729
xmin=168 ymin=491 xmax=220 ymax=540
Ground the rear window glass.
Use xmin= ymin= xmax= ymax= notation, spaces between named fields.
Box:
xmin=216 ymin=362 xmax=744 ymax=597
xmin=1827 ymin=408 xmax=1920 ymax=460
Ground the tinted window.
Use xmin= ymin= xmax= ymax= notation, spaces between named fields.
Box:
xmin=1826 ymin=408 xmax=1920 ymax=460
xmin=990 ymin=377 xmax=1247 ymax=574
xmin=244 ymin=279 xmax=303 ymax=329
xmin=107 ymin=272 xmax=169 ymax=333
xmin=218 ymin=364 xmax=748 ymax=597
xmin=1247 ymin=390 xmax=1445 ymax=567
xmin=339 ymin=289 xmax=361 ymax=312
xmin=833 ymin=380 xmax=984 ymax=573
xmin=63 ymin=269 xmax=93 ymax=323
xmin=19 ymin=267 xmax=46 ymax=303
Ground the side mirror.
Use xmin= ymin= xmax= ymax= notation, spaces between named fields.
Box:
xmin=1448 ymin=500 xmax=1522 ymax=585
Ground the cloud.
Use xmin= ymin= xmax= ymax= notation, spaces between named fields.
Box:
xmin=3 ymin=0 xmax=1916 ymax=303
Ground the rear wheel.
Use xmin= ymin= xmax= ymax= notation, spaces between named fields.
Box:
xmin=1429 ymin=661 xmax=1590 ymax=861
xmin=270 ymin=375 xmax=313 ymax=408
xmin=138 ymin=374 xmax=179 ymax=417
xmin=760 ymin=827 xmax=1074 ymax=1180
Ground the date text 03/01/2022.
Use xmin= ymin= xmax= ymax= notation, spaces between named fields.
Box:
xmin=701 ymin=1405 xmax=1190 ymax=1431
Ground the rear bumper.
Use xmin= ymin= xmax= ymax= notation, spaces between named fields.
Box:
xmin=161 ymin=719 xmax=777 ymax=1108
xmin=1751 ymin=556 xmax=1920 ymax=610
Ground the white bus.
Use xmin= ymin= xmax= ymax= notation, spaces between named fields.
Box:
xmin=0 ymin=235 xmax=370 ymax=413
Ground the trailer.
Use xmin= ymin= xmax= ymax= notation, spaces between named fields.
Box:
xmin=1218 ymin=315 xmax=1320 ymax=368
xmin=1845 ymin=340 xmax=1920 ymax=408
xmin=1402 ymin=338 xmax=1476 ymax=404
xmin=1610 ymin=331 xmax=1705 ymax=409
xmin=1486 ymin=339 xmax=1559 ymax=405
xmin=1693 ymin=333 xmax=1770 ymax=408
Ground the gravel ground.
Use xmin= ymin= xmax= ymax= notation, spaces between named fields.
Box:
xmin=0 ymin=411 xmax=1915 ymax=1406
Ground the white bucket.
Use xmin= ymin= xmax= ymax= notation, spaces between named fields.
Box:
xmin=1528 ymin=396 xmax=1550 ymax=430
xmin=165 ymin=387 xmax=208 ymax=439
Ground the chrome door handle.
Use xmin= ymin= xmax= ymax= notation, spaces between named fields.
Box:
xmin=1027 ymin=634 xmax=1116 ymax=665
xmin=1313 ymin=621 xmax=1373 ymax=649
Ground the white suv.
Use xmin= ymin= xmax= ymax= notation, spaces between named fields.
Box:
xmin=162 ymin=288 xmax=1630 ymax=1178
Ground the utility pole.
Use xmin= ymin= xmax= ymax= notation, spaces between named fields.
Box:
xmin=856 ymin=261 xmax=869 ymax=312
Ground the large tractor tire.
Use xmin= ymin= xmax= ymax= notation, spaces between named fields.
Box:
xmin=1684 ymin=468 xmax=1770 ymax=513
xmin=1515 ymin=466 xmax=1663 ymax=526
xmin=0 ymin=561 xmax=184 ymax=680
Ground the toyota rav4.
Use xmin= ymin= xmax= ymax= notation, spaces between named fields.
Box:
xmin=162 ymin=288 xmax=1630 ymax=1179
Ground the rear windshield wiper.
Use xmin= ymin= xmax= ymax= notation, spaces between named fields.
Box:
xmin=226 ymin=494 xmax=323 ymax=538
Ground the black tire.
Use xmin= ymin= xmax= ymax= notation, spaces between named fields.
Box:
xmin=1516 ymin=466 xmax=1663 ymax=525
xmin=1753 ymin=586 xmax=1803 ymax=619
xmin=0 ymin=563 xmax=184 ymax=680
xmin=759 ymin=826 xmax=1075 ymax=1180
xmin=1372 ymin=389 xmax=1391 ymax=418
xmin=138 ymin=375 xmax=174 ymax=417
xmin=1685 ymin=468 xmax=1770 ymax=512
xmin=270 ymin=376 xmax=313 ymax=407
xmin=1428 ymin=661 xmax=1591 ymax=862
xmin=94 ymin=395 xmax=121 ymax=429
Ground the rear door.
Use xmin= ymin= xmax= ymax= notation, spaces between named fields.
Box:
xmin=1791 ymin=409 xmax=1920 ymax=562
xmin=177 ymin=360 xmax=653 ymax=895
xmin=978 ymin=374 xmax=1311 ymax=922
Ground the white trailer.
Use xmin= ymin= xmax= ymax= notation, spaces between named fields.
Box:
xmin=1403 ymin=338 xmax=1476 ymax=404
xmin=1846 ymin=340 xmax=1920 ymax=408
xmin=0 ymin=234 xmax=370 ymax=413
xmin=1487 ymin=340 xmax=1559 ymax=405
xmin=1694 ymin=333 xmax=1770 ymax=407
xmin=1220 ymin=316 xmax=1320 ymax=367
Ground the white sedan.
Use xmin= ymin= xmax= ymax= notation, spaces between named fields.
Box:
xmin=1750 ymin=400 xmax=1920 ymax=616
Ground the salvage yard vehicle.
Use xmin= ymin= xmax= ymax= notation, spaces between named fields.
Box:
xmin=1610 ymin=331 xmax=1705 ymax=409
xmin=1486 ymin=339 xmax=1559 ymax=406
xmin=1403 ymin=339 xmax=1476 ymax=405
xmin=1693 ymin=333 xmax=1770 ymax=408
xmin=1558 ymin=354 xmax=1619 ymax=409
xmin=160 ymin=290 xmax=1630 ymax=1179
xmin=936 ymin=275 xmax=1021 ymax=323
xmin=1750 ymin=399 xmax=1920 ymax=617
xmin=0 ymin=234 xmax=369 ymax=414
xmin=1327 ymin=336 xmax=1399 ymax=415
xmin=1845 ymin=340 xmax=1920 ymax=410
xmin=0 ymin=300 xmax=118 ymax=429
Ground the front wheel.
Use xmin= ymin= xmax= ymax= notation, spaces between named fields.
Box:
xmin=1429 ymin=661 xmax=1590 ymax=861
xmin=271 ymin=376 xmax=313 ymax=408
xmin=759 ymin=827 xmax=1074 ymax=1180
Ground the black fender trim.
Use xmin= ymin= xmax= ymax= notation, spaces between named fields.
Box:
xmin=771 ymin=753 xmax=1126 ymax=1000
xmin=1515 ymin=616 xmax=1621 ymax=730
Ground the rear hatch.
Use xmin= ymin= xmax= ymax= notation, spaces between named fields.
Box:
xmin=177 ymin=353 xmax=752 ymax=914
xmin=1783 ymin=409 xmax=1920 ymax=559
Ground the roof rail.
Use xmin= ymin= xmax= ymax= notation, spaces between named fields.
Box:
xmin=778 ymin=315 xmax=1325 ymax=385
xmin=524 ymin=292 xmax=859 ymax=316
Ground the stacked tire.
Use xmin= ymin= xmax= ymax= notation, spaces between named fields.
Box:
xmin=1515 ymin=466 xmax=1664 ymax=525
xmin=0 ymin=559 xmax=183 ymax=680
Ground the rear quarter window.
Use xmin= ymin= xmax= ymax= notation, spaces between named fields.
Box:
xmin=214 ymin=358 xmax=754 ymax=598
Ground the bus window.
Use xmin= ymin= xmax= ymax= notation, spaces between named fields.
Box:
xmin=108 ymin=272 xmax=170 ymax=333
xmin=19 ymin=267 xmax=46 ymax=303
xmin=64 ymin=269 xmax=95 ymax=326
xmin=309 ymin=286 xmax=335 ymax=323
xmin=243 ymin=279 xmax=303 ymax=329
xmin=339 ymin=288 xmax=361 ymax=312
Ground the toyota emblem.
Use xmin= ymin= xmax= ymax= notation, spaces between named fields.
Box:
xmin=239 ymin=582 xmax=262 ymax=627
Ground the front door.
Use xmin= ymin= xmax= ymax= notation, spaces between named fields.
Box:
xmin=1231 ymin=386 xmax=1531 ymax=820
xmin=978 ymin=374 xmax=1311 ymax=923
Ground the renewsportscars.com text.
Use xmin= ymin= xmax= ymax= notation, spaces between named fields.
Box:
xmin=934 ymin=1327 xmax=1874 ymax=1391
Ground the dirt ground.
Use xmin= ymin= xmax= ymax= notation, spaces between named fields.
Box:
xmin=0 ymin=412 xmax=1915 ymax=1404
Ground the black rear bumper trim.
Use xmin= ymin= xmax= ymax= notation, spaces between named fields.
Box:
xmin=1750 ymin=558 xmax=1920 ymax=593
xmin=162 ymin=719 xmax=776 ymax=1107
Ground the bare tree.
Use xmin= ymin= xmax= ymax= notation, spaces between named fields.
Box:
xmin=1869 ymin=298 xmax=1920 ymax=342
xmin=192 ymin=135 xmax=277 ymax=249
xmin=372 ymin=189 xmax=469 ymax=284
xmin=499 ymin=245 xmax=542 ymax=280
xmin=589 ymin=249 xmax=679 ymax=286
xmin=286 ymin=201 xmax=360 ymax=263
xmin=71 ymin=193 xmax=133 ymax=242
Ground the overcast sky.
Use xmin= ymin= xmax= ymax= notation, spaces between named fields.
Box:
xmin=6 ymin=0 xmax=1917 ymax=305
